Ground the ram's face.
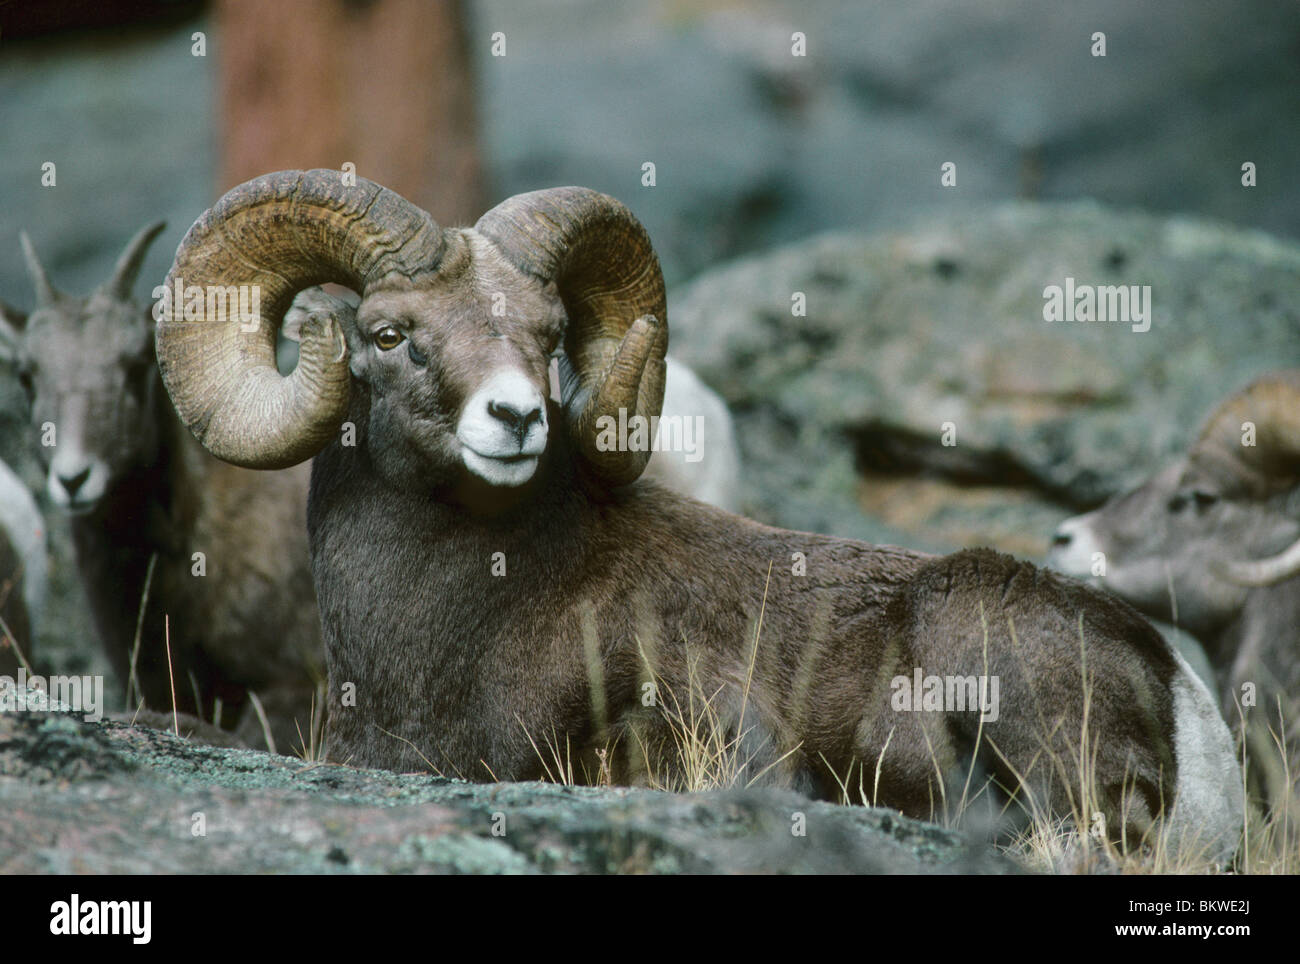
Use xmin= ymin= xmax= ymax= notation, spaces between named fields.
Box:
xmin=349 ymin=232 xmax=567 ymax=496
xmin=1048 ymin=459 xmax=1300 ymax=636
xmin=15 ymin=294 xmax=159 ymax=514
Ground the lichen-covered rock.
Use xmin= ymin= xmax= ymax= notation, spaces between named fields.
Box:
xmin=0 ymin=699 xmax=1014 ymax=874
xmin=669 ymin=203 xmax=1300 ymax=557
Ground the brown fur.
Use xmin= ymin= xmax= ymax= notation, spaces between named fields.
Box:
xmin=313 ymin=403 xmax=1179 ymax=832
xmin=63 ymin=379 xmax=324 ymax=749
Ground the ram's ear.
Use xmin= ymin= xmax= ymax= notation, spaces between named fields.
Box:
xmin=281 ymin=284 xmax=367 ymax=380
xmin=284 ymin=286 xmax=347 ymax=341
xmin=0 ymin=298 xmax=27 ymax=363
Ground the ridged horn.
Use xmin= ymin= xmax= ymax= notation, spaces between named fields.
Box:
xmin=1196 ymin=371 xmax=1300 ymax=585
xmin=156 ymin=169 xmax=444 ymax=469
xmin=475 ymin=187 xmax=667 ymax=486
xmin=1189 ymin=371 xmax=1300 ymax=493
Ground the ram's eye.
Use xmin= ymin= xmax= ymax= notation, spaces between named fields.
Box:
xmin=1192 ymin=489 xmax=1218 ymax=509
xmin=374 ymin=326 xmax=405 ymax=350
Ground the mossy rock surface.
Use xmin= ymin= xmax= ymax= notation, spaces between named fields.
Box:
xmin=0 ymin=701 xmax=1015 ymax=874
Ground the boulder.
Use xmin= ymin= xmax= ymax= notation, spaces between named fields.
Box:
xmin=669 ymin=203 xmax=1300 ymax=557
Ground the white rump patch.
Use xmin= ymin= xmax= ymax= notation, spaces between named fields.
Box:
xmin=1162 ymin=648 xmax=1243 ymax=864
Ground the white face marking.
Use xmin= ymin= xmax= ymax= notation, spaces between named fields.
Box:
xmin=456 ymin=369 xmax=548 ymax=488
xmin=46 ymin=446 xmax=110 ymax=514
xmin=1046 ymin=513 xmax=1103 ymax=578
xmin=1162 ymin=648 xmax=1243 ymax=865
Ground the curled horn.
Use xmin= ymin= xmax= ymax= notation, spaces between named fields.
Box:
xmin=1189 ymin=371 xmax=1300 ymax=493
xmin=475 ymin=187 xmax=667 ymax=486
xmin=1192 ymin=371 xmax=1300 ymax=586
xmin=1222 ymin=538 xmax=1300 ymax=587
xmin=156 ymin=169 xmax=444 ymax=470
xmin=100 ymin=221 xmax=168 ymax=301
xmin=19 ymin=232 xmax=60 ymax=307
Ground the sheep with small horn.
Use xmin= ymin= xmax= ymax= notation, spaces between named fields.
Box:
xmin=1051 ymin=370 xmax=1300 ymax=758
xmin=0 ymin=224 xmax=324 ymax=750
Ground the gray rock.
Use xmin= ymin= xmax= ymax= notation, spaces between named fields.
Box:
xmin=0 ymin=699 xmax=1015 ymax=874
xmin=474 ymin=0 xmax=1300 ymax=286
xmin=668 ymin=202 xmax=1300 ymax=557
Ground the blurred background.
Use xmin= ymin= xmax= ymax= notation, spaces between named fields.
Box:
xmin=3 ymin=0 xmax=1297 ymax=292
xmin=2 ymin=0 xmax=1299 ymax=683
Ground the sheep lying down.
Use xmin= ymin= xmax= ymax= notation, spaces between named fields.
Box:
xmin=154 ymin=169 xmax=1243 ymax=861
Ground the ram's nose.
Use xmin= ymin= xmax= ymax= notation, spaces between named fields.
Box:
xmin=58 ymin=467 xmax=91 ymax=498
xmin=457 ymin=368 xmax=550 ymax=477
xmin=487 ymin=398 xmax=544 ymax=444
xmin=1046 ymin=515 xmax=1100 ymax=576
xmin=46 ymin=453 xmax=107 ymax=513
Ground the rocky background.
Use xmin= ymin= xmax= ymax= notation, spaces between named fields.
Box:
xmin=1 ymin=0 xmax=1297 ymax=872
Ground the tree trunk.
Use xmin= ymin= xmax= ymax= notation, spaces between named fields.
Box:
xmin=215 ymin=0 xmax=484 ymax=225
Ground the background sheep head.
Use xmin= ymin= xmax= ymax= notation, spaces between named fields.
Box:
xmin=0 ymin=223 xmax=166 ymax=514
xmin=1049 ymin=371 xmax=1300 ymax=639
xmin=157 ymin=170 xmax=669 ymax=505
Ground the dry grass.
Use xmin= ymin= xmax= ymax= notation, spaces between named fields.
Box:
xmin=124 ymin=551 xmax=157 ymax=712
xmin=1231 ymin=697 xmax=1296 ymax=876
xmin=244 ymin=690 xmax=275 ymax=755
xmin=110 ymin=558 xmax=1299 ymax=875
xmin=517 ymin=592 xmax=1297 ymax=875
xmin=946 ymin=620 xmax=1298 ymax=874
xmin=521 ymin=565 xmax=801 ymax=793
xmin=1004 ymin=716 xmax=1297 ymax=875
xmin=291 ymin=681 xmax=329 ymax=763
xmin=0 ymin=613 xmax=34 ymax=676
xmin=635 ymin=652 xmax=802 ymax=794
xmin=518 ymin=719 xmax=587 ymax=786
xmin=625 ymin=564 xmax=802 ymax=794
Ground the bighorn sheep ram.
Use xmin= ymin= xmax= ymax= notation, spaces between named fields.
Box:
xmin=0 ymin=225 xmax=323 ymax=750
xmin=157 ymin=170 xmax=1242 ymax=858
xmin=0 ymin=455 xmax=45 ymax=676
xmin=1049 ymin=371 xmax=1300 ymax=732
